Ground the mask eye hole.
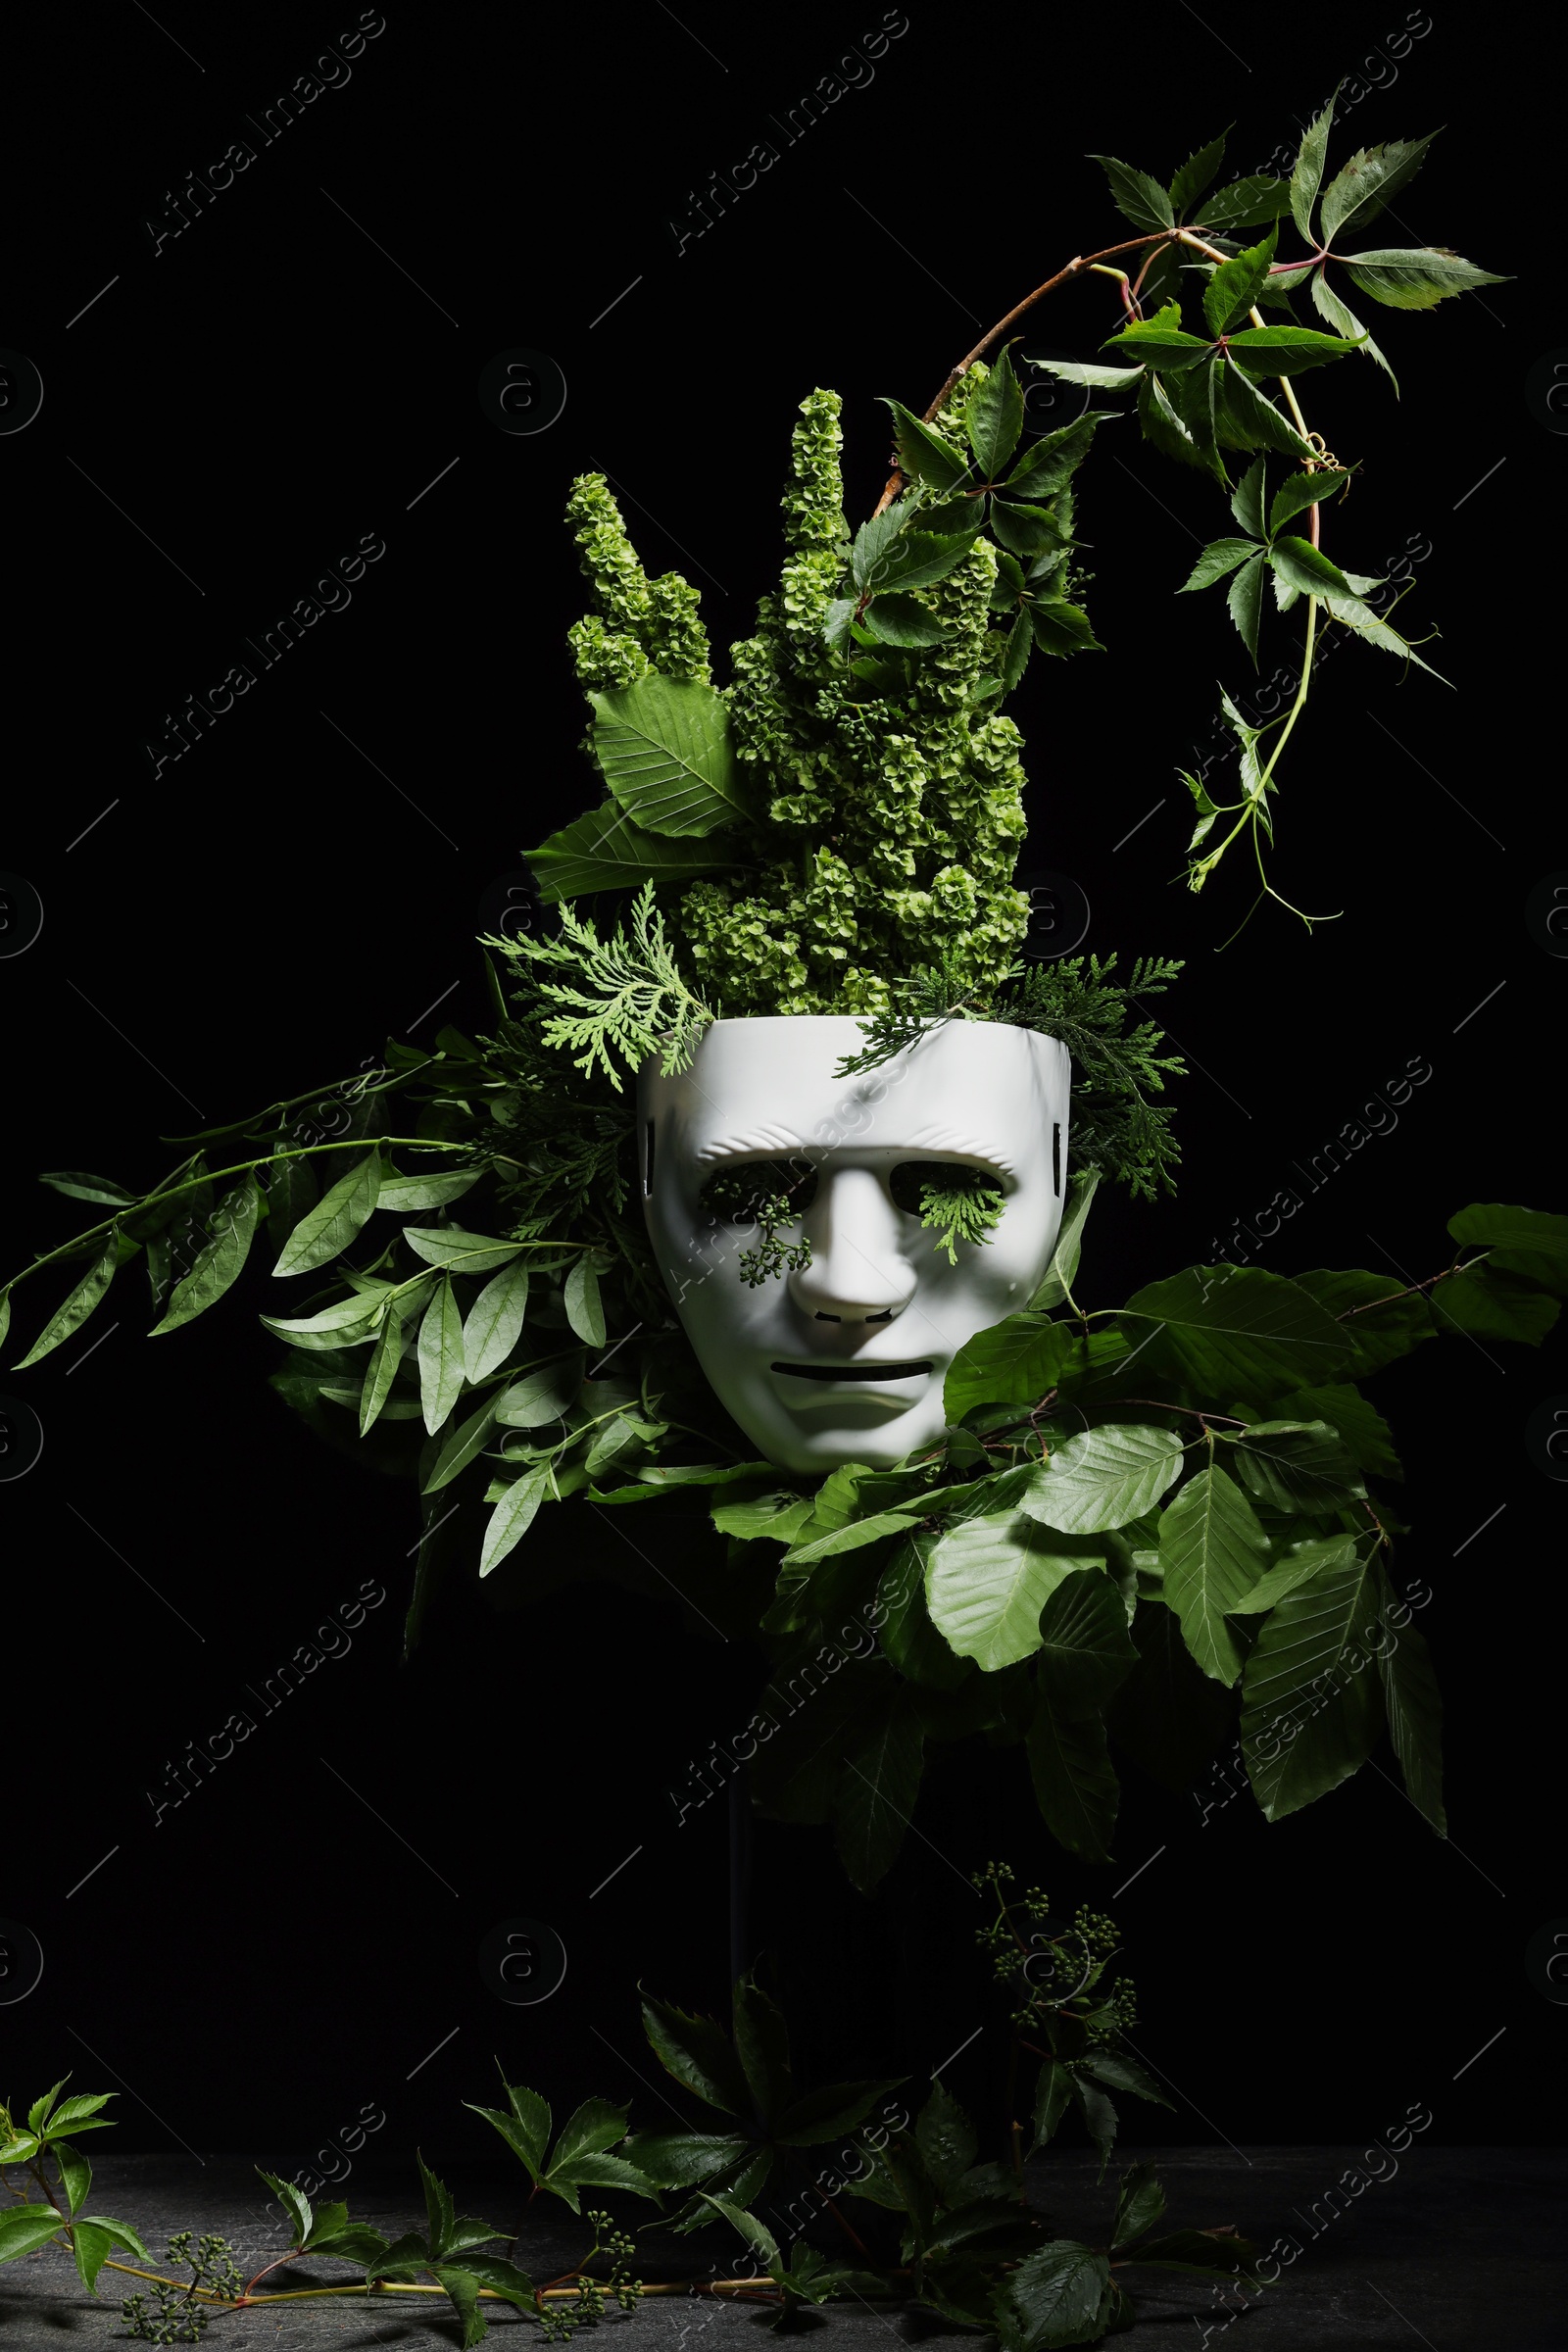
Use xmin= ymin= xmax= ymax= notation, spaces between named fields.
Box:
xmin=889 ymin=1159 xmax=1003 ymax=1216
xmin=699 ymin=1156 xmax=818 ymax=1227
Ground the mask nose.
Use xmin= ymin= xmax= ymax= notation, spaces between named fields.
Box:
xmin=787 ymin=1166 xmax=914 ymax=1325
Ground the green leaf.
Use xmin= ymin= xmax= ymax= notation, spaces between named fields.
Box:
xmin=877 ymin=1536 xmax=969 ymax=1689
xmin=701 ymin=2192 xmax=780 ymax=2268
xmin=1221 ymin=364 xmax=1315 ymax=462
xmin=731 ymin=1978 xmax=793 ymax=2123
xmin=1433 ymin=1263 xmax=1559 ymax=1346
xmin=1169 ymin=130 xmax=1229 ymax=217
xmin=1028 ymin=1169 xmax=1098 ymax=1312
xmin=1031 ymin=2060 xmax=1076 ymax=2154
xmin=926 ymin=1511 xmax=1098 ymax=1672
xmin=1229 ymin=454 xmax=1266 ymax=539
xmin=1448 ymin=1203 xmax=1568 ymax=1295
xmin=431 ymin=2265 xmax=485 ymax=2350
xmin=1124 ymin=1264 xmax=1351 ymax=1397
xmin=945 ymin=1312 xmax=1078 ymax=1420
xmin=70 ymin=2220 xmax=121 ymax=2295
xmin=1035 ymin=1567 xmax=1141 ymax=1707
xmin=525 ymin=801 xmax=745 ymax=902
xmin=417 ymin=1277 xmax=466 ymax=1435
xmin=642 ymin=1995 xmax=752 ymax=2117
xmin=307 ymin=2214 xmax=391 ymax=2262
xmin=448 ymin=2251 xmax=537 ymax=2315
xmin=1294 ymin=1268 xmax=1434 ymax=1377
xmin=45 ymin=2094 xmax=114 ymax=2134
xmin=1241 ymin=1540 xmax=1383 ymax=1818
xmin=1223 ymin=324 xmax=1362 ymax=374
xmin=272 ymin=1151 xmax=381 ymax=1277
xmin=965 ymin=346 xmax=1025 ymax=476
xmin=589 ymin=673 xmax=746 ymax=836
xmin=1203 ymin=225 xmax=1277 ymax=337
xmin=1004 ymin=412 xmax=1107 ymax=499
xmin=376 ymin=1162 xmax=483 ymax=1212
xmin=55 ymin=2140 xmax=91 ymax=2216
xmin=1029 ymin=358 xmax=1146 ymax=390
xmin=1289 ymin=88 xmax=1338 ymax=241
xmin=1319 ymin=133 xmax=1438 ymax=244
xmin=1102 ymin=305 xmax=1208 ymax=362
xmin=1077 ymin=2053 xmax=1168 ymax=2116
xmin=466 ymin=2079 xmax=551 ymax=2180
xmin=1226 ymin=551 xmax=1266 ymax=662
xmin=711 ymin=1483 xmax=812 ymax=1545
xmin=835 ymin=1685 xmax=925 ymax=1891
xmin=880 ymin=399 xmax=972 ymax=492
xmin=1112 ymin=2160 xmax=1167 ymax=2247
xmin=552 ymin=2098 xmax=631 ymax=2168
xmin=1198 ymin=175 xmax=1294 ymax=234
xmin=914 ymin=2079 xmax=977 ymax=2189
xmin=14 ymin=1233 xmax=118 ymax=1368
xmin=1159 ymin=1465 xmax=1270 ymax=1685
xmin=0 ymin=2203 xmax=65 ymax=2264
xmin=1030 ymin=600 xmax=1102 ymax=658
xmin=993 ymin=2237 xmax=1111 ymax=2352
xmin=461 ymin=1258 xmax=530 ymax=1381
xmin=39 ymin=1171 xmax=137 ymax=1206
xmin=479 ymin=1465 xmax=551 ymax=1575
xmin=26 ymin=2081 xmax=68 ymax=2135
xmin=621 ymin=2130 xmax=752 ymax=2187
xmin=1179 ymin=536 xmax=1259 ymax=593
xmin=861 ymin=592 xmax=950 ymax=648
xmin=1120 ymin=2228 xmax=1259 ymax=2279
xmin=1027 ymin=1571 xmax=1138 ymax=1859
xmin=1136 ymin=370 xmax=1203 ymax=472
xmin=1026 ymin=1424 xmax=1183 ymax=1535
xmin=1342 ymin=246 xmax=1509 ymax=311
xmin=1089 ymin=153 xmax=1174 ymax=232
xmin=990 ymin=500 xmax=1065 ymax=561
xmin=495 ymin=1353 xmax=584 ymax=1429
xmin=264 ymin=1153 xmax=318 ymax=1262
xmin=359 ymin=1301 xmax=407 ymax=1435
xmin=1228 ymin=1534 xmax=1357 ymax=1618
xmin=422 ymin=1394 xmax=500 ymax=1494
xmin=1268 ymin=467 xmax=1350 ymax=536
xmin=150 ymin=1174 xmax=261 ymax=1335
xmin=865 ymin=526 xmax=982 ymax=594
xmin=1269 ymin=535 xmax=1352 ymax=599
xmin=1376 ymin=1561 xmax=1445 ymax=1833
xmin=1001 ymin=608 xmax=1033 ymax=695
xmin=1277 ymin=1383 xmax=1401 ymax=1480
xmin=402 ymin=1227 xmax=527 ymax=1274
xmin=1231 ymin=1419 xmax=1366 ymax=1513
xmin=564 ymin=1255 xmax=606 ymax=1348
xmin=1320 ymin=594 xmax=1449 ymax=683
xmin=256 ymin=2169 xmax=312 ymax=2247
xmin=1309 ymin=265 xmax=1396 ymax=387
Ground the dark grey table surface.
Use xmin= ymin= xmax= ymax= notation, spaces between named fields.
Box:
xmin=0 ymin=2148 xmax=1559 ymax=2348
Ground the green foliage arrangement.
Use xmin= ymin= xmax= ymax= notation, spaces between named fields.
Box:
xmin=0 ymin=99 xmax=1533 ymax=1889
xmin=7 ymin=1027 xmax=1564 ymax=1872
xmin=0 ymin=1880 xmax=1264 ymax=2347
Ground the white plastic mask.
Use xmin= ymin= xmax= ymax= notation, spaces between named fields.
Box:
xmin=639 ymin=1016 xmax=1070 ymax=1474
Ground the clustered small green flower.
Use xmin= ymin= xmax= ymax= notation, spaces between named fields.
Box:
xmin=564 ymin=385 xmax=1032 ymax=1019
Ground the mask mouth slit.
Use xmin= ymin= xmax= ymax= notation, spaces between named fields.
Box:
xmin=1052 ymin=1121 xmax=1061 ymax=1197
xmin=644 ymin=1119 xmax=656 ymax=1196
xmin=771 ymin=1359 xmax=932 ymax=1383
xmin=814 ymin=1312 xmax=842 ymax=1323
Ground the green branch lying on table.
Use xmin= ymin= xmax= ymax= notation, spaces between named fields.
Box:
xmin=0 ymin=1868 xmax=1259 ymax=2347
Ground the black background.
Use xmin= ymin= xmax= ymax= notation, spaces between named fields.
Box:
xmin=3 ymin=0 xmax=1560 ymax=2177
